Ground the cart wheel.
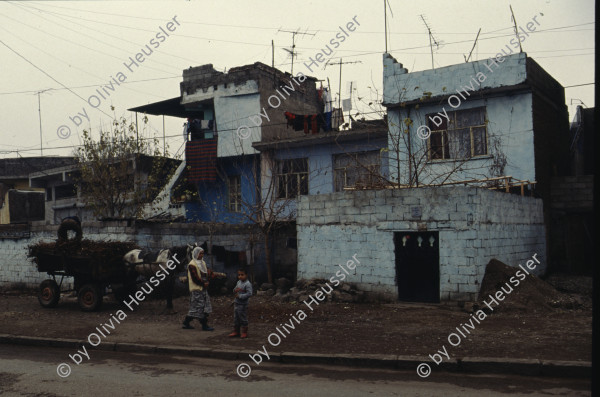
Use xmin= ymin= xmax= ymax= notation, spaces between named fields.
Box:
xmin=78 ymin=284 xmax=103 ymax=312
xmin=38 ymin=279 xmax=60 ymax=308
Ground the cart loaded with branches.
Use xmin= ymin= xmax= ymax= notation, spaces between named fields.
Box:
xmin=28 ymin=219 xmax=139 ymax=311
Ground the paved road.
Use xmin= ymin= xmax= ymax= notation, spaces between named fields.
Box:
xmin=0 ymin=345 xmax=591 ymax=397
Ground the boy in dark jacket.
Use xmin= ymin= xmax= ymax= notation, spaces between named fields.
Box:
xmin=228 ymin=268 xmax=252 ymax=338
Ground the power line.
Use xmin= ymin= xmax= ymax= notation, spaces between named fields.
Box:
xmin=0 ymin=39 xmax=111 ymax=119
xmin=23 ymin=1 xmax=596 ymax=35
xmin=0 ymin=10 xmax=180 ymax=77
xmin=0 ymin=76 xmax=181 ymax=96
xmin=14 ymin=1 xmax=204 ymax=68
xmin=0 ymin=25 xmax=168 ymax=101
xmin=564 ymin=83 xmax=595 ymax=88
xmin=6 ymin=2 xmax=594 ymax=56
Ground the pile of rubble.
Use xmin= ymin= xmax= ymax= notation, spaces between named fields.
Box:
xmin=476 ymin=259 xmax=588 ymax=313
xmin=256 ymin=278 xmax=365 ymax=303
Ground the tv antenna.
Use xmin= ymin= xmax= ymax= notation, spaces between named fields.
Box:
xmin=278 ymin=28 xmax=316 ymax=75
xmin=325 ymin=59 xmax=362 ymax=129
xmin=420 ymin=14 xmax=442 ymax=69
xmin=464 ymin=28 xmax=481 ymax=62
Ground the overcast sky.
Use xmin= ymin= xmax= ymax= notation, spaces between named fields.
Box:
xmin=0 ymin=0 xmax=595 ymax=159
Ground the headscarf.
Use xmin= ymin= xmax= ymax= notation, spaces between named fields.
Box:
xmin=191 ymin=247 xmax=207 ymax=273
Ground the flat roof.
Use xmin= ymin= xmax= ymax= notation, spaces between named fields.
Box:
xmin=128 ymin=97 xmax=207 ymax=119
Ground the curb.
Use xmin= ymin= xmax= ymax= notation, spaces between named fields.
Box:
xmin=0 ymin=334 xmax=590 ymax=379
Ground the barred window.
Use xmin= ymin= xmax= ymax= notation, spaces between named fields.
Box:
xmin=227 ymin=175 xmax=241 ymax=212
xmin=428 ymin=107 xmax=487 ymax=160
xmin=333 ymin=151 xmax=381 ymax=192
xmin=277 ymin=158 xmax=308 ymax=199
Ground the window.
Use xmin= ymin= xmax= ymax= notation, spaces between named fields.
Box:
xmin=427 ymin=107 xmax=487 ymax=160
xmin=54 ymin=184 xmax=77 ymax=200
xmin=334 ymin=151 xmax=381 ymax=192
xmin=277 ymin=158 xmax=308 ymax=199
xmin=227 ymin=175 xmax=241 ymax=212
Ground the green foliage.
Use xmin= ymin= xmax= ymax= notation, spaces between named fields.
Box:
xmin=74 ymin=115 xmax=174 ymax=219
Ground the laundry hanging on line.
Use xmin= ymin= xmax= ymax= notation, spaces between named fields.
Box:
xmin=284 ymin=112 xmax=326 ymax=134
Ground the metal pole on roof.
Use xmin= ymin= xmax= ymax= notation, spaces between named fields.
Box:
xmin=338 ymin=58 xmax=342 ymax=126
xmin=509 ymin=5 xmax=523 ymax=53
xmin=384 ymin=0 xmax=394 ymax=53
xmin=37 ymin=91 xmax=43 ymax=156
xmin=162 ymin=115 xmax=166 ymax=156
xmin=135 ymin=112 xmax=139 ymax=151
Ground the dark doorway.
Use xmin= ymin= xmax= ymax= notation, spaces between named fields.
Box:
xmin=394 ymin=231 xmax=440 ymax=303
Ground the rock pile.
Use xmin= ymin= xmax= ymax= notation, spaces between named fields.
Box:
xmin=256 ymin=277 xmax=365 ymax=303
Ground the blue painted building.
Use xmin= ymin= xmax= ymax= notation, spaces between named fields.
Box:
xmin=253 ymin=120 xmax=389 ymax=216
xmin=130 ymin=62 xmax=321 ymax=224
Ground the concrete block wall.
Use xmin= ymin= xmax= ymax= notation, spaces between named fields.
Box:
xmin=550 ymin=175 xmax=594 ymax=211
xmin=297 ymin=186 xmax=546 ymax=302
xmin=0 ymin=221 xmax=265 ymax=289
xmin=383 ymin=52 xmax=527 ymax=105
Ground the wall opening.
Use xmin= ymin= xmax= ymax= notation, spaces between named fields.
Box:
xmin=394 ymin=231 xmax=440 ymax=303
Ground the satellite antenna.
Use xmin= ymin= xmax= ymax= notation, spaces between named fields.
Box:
xmin=420 ymin=14 xmax=442 ymax=69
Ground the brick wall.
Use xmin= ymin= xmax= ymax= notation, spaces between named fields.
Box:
xmin=296 ymin=186 xmax=546 ymax=302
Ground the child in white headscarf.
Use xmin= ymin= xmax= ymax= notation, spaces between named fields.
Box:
xmin=182 ymin=247 xmax=214 ymax=331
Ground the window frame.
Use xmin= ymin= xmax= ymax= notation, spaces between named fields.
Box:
xmin=333 ymin=150 xmax=382 ymax=192
xmin=227 ymin=174 xmax=242 ymax=212
xmin=277 ymin=158 xmax=309 ymax=199
xmin=426 ymin=107 xmax=488 ymax=161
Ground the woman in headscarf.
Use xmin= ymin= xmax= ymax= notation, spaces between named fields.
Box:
xmin=182 ymin=247 xmax=214 ymax=331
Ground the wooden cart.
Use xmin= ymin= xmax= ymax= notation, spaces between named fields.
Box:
xmin=31 ymin=248 xmax=138 ymax=312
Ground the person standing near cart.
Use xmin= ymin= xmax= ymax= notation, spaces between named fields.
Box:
xmin=182 ymin=247 xmax=214 ymax=331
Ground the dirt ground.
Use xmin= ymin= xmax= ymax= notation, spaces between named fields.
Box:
xmin=0 ymin=278 xmax=592 ymax=363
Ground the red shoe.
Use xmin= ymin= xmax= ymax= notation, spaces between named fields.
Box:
xmin=240 ymin=326 xmax=248 ymax=339
xmin=228 ymin=327 xmax=240 ymax=337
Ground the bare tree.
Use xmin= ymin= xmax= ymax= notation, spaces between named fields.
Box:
xmin=338 ymin=77 xmax=504 ymax=189
xmin=74 ymin=114 xmax=176 ymax=219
